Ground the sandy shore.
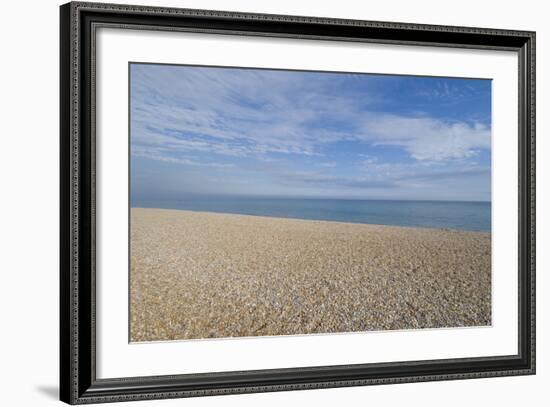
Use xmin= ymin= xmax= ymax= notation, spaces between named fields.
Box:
xmin=130 ymin=208 xmax=491 ymax=342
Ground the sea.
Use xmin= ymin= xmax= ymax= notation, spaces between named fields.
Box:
xmin=133 ymin=196 xmax=491 ymax=232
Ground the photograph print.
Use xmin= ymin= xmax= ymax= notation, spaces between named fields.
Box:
xmin=129 ymin=63 xmax=492 ymax=342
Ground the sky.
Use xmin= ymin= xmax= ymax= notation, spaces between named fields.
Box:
xmin=130 ymin=63 xmax=491 ymax=202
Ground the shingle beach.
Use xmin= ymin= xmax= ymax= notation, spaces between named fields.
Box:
xmin=130 ymin=208 xmax=491 ymax=342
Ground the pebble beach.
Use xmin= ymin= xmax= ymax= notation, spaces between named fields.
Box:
xmin=130 ymin=208 xmax=491 ymax=342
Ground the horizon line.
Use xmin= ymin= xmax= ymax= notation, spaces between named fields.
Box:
xmin=131 ymin=195 xmax=491 ymax=204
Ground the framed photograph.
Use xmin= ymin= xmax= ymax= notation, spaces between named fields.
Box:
xmin=60 ymin=1 xmax=536 ymax=404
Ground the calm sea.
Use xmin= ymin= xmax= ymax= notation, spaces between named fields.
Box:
xmin=133 ymin=197 xmax=491 ymax=232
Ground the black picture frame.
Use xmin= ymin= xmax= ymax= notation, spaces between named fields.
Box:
xmin=60 ymin=1 xmax=536 ymax=404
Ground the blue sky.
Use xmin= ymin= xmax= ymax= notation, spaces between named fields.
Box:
xmin=130 ymin=63 xmax=491 ymax=202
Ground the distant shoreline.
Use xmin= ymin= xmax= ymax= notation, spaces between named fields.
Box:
xmin=130 ymin=206 xmax=491 ymax=234
xmin=132 ymin=195 xmax=491 ymax=203
xmin=130 ymin=208 xmax=491 ymax=342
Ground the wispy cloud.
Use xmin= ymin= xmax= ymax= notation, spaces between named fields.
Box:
xmin=132 ymin=65 xmax=489 ymax=164
xmin=280 ymin=171 xmax=397 ymax=189
xmin=130 ymin=64 xmax=491 ymax=201
xmin=276 ymin=161 xmax=488 ymax=192
xmin=132 ymin=147 xmax=235 ymax=168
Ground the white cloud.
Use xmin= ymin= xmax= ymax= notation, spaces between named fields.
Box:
xmin=360 ymin=115 xmax=490 ymax=161
xmin=131 ymin=64 xmax=490 ymax=166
